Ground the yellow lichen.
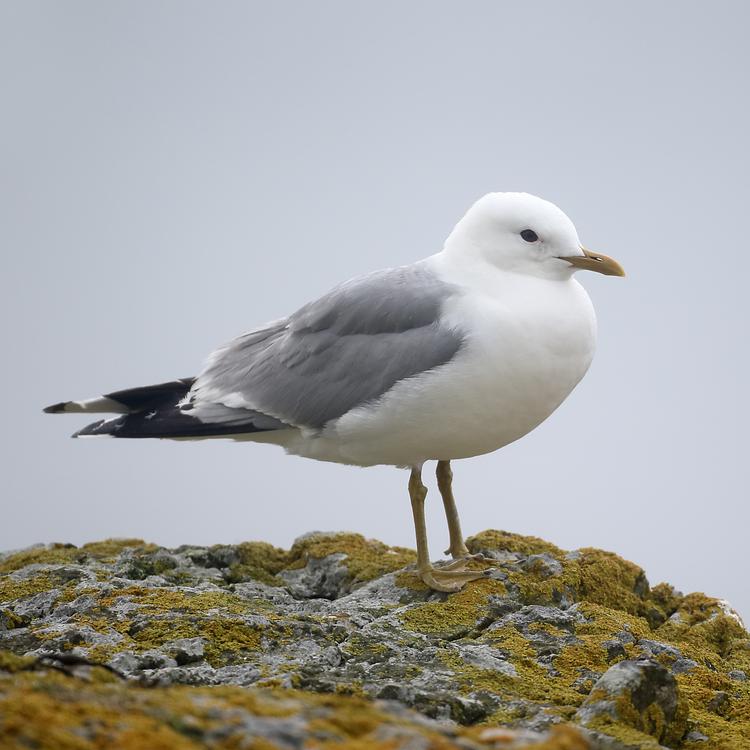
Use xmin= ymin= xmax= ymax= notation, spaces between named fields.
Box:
xmin=586 ymin=714 xmax=665 ymax=749
xmin=0 ymin=651 xmax=35 ymax=673
xmin=0 ymin=539 xmax=154 ymax=574
xmin=0 ymin=669 xmax=560 ymax=750
xmin=515 ymin=724 xmax=592 ymax=750
xmin=0 ymin=573 xmax=60 ymax=602
xmin=564 ymin=548 xmax=651 ymax=618
xmin=132 ymin=617 xmax=262 ymax=664
xmin=224 ymin=541 xmax=288 ymax=586
xmin=48 ymin=585 xmax=284 ymax=666
xmin=287 ymin=533 xmax=416 ymax=585
xmin=466 ymin=532 xmax=680 ymax=629
xmin=79 ymin=539 xmax=158 ymax=560
xmin=552 ymin=602 xmax=649 ymax=686
xmin=401 ymin=578 xmax=506 ymax=637
xmin=467 ymin=529 xmax=563 ymax=557
xmin=99 ymin=586 xmax=251 ymax=615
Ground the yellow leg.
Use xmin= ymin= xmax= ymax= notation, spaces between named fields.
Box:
xmin=436 ymin=460 xmax=486 ymax=567
xmin=409 ymin=467 xmax=431 ymax=573
xmin=436 ymin=460 xmax=471 ymax=558
xmin=409 ymin=466 xmax=486 ymax=593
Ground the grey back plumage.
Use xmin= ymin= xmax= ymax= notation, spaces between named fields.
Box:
xmin=191 ymin=263 xmax=464 ymax=429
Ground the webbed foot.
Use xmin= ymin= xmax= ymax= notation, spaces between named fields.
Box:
xmin=419 ymin=562 xmax=489 ymax=592
xmin=440 ymin=553 xmax=486 ymax=570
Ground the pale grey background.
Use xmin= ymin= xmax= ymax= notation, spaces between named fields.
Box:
xmin=2 ymin=2 xmax=748 ymax=620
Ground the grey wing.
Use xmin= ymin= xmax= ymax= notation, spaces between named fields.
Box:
xmin=189 ymin=263 xmax=464 ymax=429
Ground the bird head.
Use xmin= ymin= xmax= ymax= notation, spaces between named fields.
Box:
xmin=445 ymin=192 xmax=625 ymax=280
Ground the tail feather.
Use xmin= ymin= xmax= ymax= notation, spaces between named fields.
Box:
xmin=44 ymin=378 xmax=195 ymax=415
xmin=45 ymin=377 xmax=283 ymax=440
xmin=44 ymin=397 xmax=129 ymax=415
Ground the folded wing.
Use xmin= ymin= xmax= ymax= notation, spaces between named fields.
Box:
xmin=188 ymin=263 xmax=465 ymax=431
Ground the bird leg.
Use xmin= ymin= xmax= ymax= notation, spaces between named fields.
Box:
xmin=436 ymin=460 xmax=484 ymax=563
xmin=409 ymin=466 xmax=486 ymax=593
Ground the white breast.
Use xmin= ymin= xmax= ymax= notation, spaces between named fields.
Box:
xmin=286 ymin=259 xmax=597 ymax=468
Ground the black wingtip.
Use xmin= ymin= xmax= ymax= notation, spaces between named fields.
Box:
xmin=44 ymin=402 xmax=70 ymax=414
xmin=72 ymin=419 xmax=109 ymax=438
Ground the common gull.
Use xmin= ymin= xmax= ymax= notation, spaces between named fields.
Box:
xmin=45 ymin=192 xmax=625 ymax=592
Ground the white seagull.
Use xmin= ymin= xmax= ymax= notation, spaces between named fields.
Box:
xmin=45 ymin=192 xmax=624 ymax=592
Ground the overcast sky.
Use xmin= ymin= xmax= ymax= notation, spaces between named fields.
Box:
xmin=2 ymin=1 xmax=748 ymax=622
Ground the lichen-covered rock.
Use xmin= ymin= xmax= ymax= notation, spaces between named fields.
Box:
xmin=576 ymin=659 xmax=688 ymax=747
xmin=0 ymin=661 xmax=592 ymax=750
xmin=0 ymin=530 xmax=748 ymax=749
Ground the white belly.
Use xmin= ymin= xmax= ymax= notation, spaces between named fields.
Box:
xmin=284 ymin=275 xmax=597 ymax=467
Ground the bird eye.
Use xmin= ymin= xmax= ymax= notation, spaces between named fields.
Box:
xmin=520 ymin=229 xmax=539 ymax=243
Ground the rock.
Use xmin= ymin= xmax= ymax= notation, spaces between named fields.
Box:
xmin=576 ymin=659 xmax=688 ymax=746
xmin=706 ymin=690 xmax=730 ymax=716
xmin=686 ymin=730 xmax=710 ymax=742
xmin=162 ymin=636 xmax=205 ymax=665
xmin=0 ymin=609 xmax=23 ymax=631
xmin=12 ymin=589 xmax=60 ymax=619
xmin=136 ymin=649 xmax=179 ymax=670
xmin=106 ymin=650 xmax=142 ymax=673
xmin=522 ymin=553 xmax=564 ymax=578
xmin=671 ymin=657 xmax=699 ymax=675
xmin=602 ymin=639 xmax=627 ymax=662
xmin=281 ymin=551 xmax=350 ymax=599
xmin=1 ymin=530 xmax=749 ymax=749
xmin=636 ymin=638 xmax=698 ymax=675
xmin=636 ymin=638 xmax=682 ymax=659
xmin=453 ymin=643 xmax=517 ymax=676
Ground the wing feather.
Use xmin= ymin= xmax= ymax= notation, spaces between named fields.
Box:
xmin=189 ymin=263 xmax=464 ymax=429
